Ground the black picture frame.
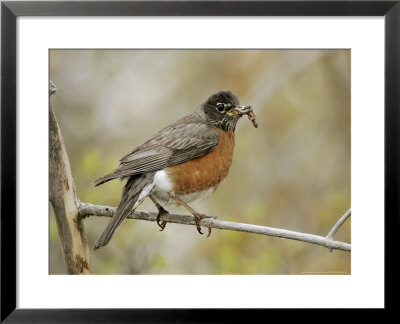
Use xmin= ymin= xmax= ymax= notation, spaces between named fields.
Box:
xmin=1 ymin=0 xmax=398 ymax=321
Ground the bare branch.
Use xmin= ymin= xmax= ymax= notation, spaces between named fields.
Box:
xmin=49 ymin=82 xmax=92 ymax=274
xmin=326 ymin=208 xmax=351 ymax=240
xmin=79 ymin=202 xmax=351 ymax=252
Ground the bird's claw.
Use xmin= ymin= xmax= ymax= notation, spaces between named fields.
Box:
xmin=194 ymin=213 xmax=212 ymax=237
xmin=157 ymin=220 xmax=167 ymax=231
xmin=156 ymin=207 xmax=169 ymax=231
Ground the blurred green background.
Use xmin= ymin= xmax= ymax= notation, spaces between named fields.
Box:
xmin=49 ymin=49 xmax=350 ymax=274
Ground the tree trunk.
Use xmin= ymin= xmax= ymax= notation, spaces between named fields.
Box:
xmin=49 ymin=82 xmax=92 ymax=274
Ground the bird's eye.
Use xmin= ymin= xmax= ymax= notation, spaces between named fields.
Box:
xmin=216 ymin=103 xmax=225 ymax=112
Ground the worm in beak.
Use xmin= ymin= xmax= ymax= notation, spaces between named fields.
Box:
xmin=233 ymin=105 xmax=258 ymax=128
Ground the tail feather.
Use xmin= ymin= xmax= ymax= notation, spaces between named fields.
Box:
xmin=93 ymin=173 xmax=154 ymax=250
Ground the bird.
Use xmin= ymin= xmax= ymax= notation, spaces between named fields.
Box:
xmin=93 ymin=90 xmax=257 ymax=250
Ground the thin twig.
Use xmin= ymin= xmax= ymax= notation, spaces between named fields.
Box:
xmin=326 ymin=208 xmax=351 ymax=240
xmin=79 ymin=202 xmax=351 ymax=252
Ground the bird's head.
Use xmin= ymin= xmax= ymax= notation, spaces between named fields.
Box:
xmin=200 ymin=91 xmax=250 ymax=131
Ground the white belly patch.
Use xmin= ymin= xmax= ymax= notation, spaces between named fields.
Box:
xmin=153 ymin=169 xmax=173 ymax=192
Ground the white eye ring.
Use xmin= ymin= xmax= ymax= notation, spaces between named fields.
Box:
xmin=216 ymin=103 xmax=225 ymax=112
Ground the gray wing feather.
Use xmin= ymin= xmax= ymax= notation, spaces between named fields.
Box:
xmin=94 ymin=114 xmax=220 ymax=186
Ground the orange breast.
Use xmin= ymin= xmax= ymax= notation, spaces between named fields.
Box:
xmin=167 ymin=129 xmax=235 ymax=195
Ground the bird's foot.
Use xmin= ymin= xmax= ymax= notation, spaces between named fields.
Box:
xmin=194 ymin=213 xmax=212 ymax=237
xmin=156 ymin=206 xmax=169 ymax=231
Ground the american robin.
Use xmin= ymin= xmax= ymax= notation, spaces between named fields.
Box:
xmin=93 ymin=91 xmax=257 ymax=250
